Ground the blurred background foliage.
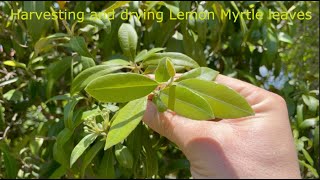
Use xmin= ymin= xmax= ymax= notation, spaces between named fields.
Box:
xmin=0 ymin=1 xmax=319 ymax=178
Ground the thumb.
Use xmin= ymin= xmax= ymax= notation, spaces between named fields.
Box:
xmin=142 ymin=100 xmax=199 ymax=148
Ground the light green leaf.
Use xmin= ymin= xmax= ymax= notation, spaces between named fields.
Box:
xmin=70 ymin=133 xmax=98 ymax=167
xmin=70 ymin=36 xmax=92 ymax=58
xmin=102 ymin=59 xmax=131 ymax=66
xmin=75 ymin=56 xmax=95 ymax=70
xmin=81 ymin=108 xmax=101 ymax=121
xmin=155 ymin=58 xmax=175 ymax=82
xmin=144 ymin=52 xmax=199 ymax=69
xmin=135 ymin=48 xmax=166 ymax=63
xmin=301 ymin=148 xmax=314 ymax=166
xmin=299 ymin=117 xmax=319 ymax=129
xmin=178 ymin=79 xmax=254 ymax=119
xmin=299 ymin=160 xmax=319 ymax=178
xmin=104 ymin=97 xmax=147 ymax=150
xmin=302 ymin=95 xmax=319 ymax=112
xmin=278 ymin=32 xmax=293 ymax=44
xmin=85 ymin=73 xmax=158 ymax=103
xmin=175 ymin=67 xmax=219 ymax=82
xmin=160 ymin=85 xmax=214 ymax=120
xmin=80 ymin=141 xmax=104 ymax=178
xmin=118 ymin=23 xmax=138 ymax=61
xmin=3 ymin=60 xmax=26 ymax=69
xmin=115 ymin=144 xmax=134 ymax=169
xmin=71 ymin=65 xmax=123 ymax=95
xmin=97 ymin=148 xmax=115 ymax=178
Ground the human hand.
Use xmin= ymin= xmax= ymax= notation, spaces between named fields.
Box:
xmin=143 ymin=74 xmax=301 ymax=179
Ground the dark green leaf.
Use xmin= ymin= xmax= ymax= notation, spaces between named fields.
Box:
xmin=70 ymin=36 xmax=92 ymax=58
xmin=115 ymin=144 xmax=134 ymax=169
xmin=97 ymin=148 xmax=115 ymax=178
xmin=80 ymin=141 xmax=104 ymax=178
xmin=53 ymin=128 xmax=73 ymax=166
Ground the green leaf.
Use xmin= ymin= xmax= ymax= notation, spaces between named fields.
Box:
xmin=104 ymin=1 xmax=130 ymax=13
xmin=178 ymin=79 xmax=254 ymax=119
xmin=64 ymin=97 xmax=82 ymax=130
xmin=152 ymin=95 xmax=168 ymax=112
xmin=97 ymin=148 xmax=115 ymax=178
xmin=45 ymin=94 xmax=71 ymax=104
xmin=85 ymin=73 xmax=158 ymax=103
xmin=301 ymin=148 xmax=314 ymax=166
xmin=143 ymin=52 xmax=199 ymax=69
xmin=23 ymin=1 xmax=51 ymax=41
xmin=299 ymin=117 xmax=319 ymax=129
xmin=102 ymin=59 xmax=131 ymax=66
xmin=302 ymin=95 xmax=319 ymax=112
xmin=75 ymin=56 xmax=95 ymax=70
xmin=141 ymin=125 xmax=158 ymax=178
xmin=118 ymin=23 xmax=138 ymax=61
xmin=0 ymin=103 xmax=4 ymax=129
xmin=160 ymin=85 xmax=214 ymax=120
xmin=175 ymin=67 xmax=219 ymax=82
xmin=134 ymin=48 xmax=166 ymax=63
xmin=278 ymin=32 xmax=293 ymax=44
xmin=80 ymin=141 xmax=104 ymax=178
xmin=83 ymin=12 xmax=111 ymax=32
xmin=3 ymin=60 xmax=26 ymax=69
xmin=71 ymin=65 xmax=123 ymax=95
xmin=70 ymin=133 xmax=98 ymax=167
xmin=49 ymin=165 xmax=68 ymax=179
xmin=70 ymin=36 xmax=92 ymax=58
xmin=53 ymin=128 xmax=73 ymax=166
xmin=0 ymin=142 xmax=18 ymax=179
xmin=115 ymin=144 xmax=134 ymax=169
xmin=46 ymin=57 xmax=72 ymax=98
xmin=155 ymin=58 xmax=175 ymax=82
xmin=299 ymin=160 xmax=319 ymax=178
xmin=104 ymin=97 xmax=147 ymax=150
xmin=126 ymin=123 xmax=143 ymax=168
xmin=34 ymin=33 xmax=69 ymax=56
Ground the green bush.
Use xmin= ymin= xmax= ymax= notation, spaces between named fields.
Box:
xmin=0 ymin=1 xmax=318 ymax=178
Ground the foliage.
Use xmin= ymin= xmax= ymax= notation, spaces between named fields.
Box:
xmin=0 ymin=1 xmax=318 ymax=179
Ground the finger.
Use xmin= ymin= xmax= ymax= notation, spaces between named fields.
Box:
xmin=142 ymin=100 xmax=199 ymax=148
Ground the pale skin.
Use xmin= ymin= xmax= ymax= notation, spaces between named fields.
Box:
xmin=143 ymin=74 xmax=301 ymax=179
